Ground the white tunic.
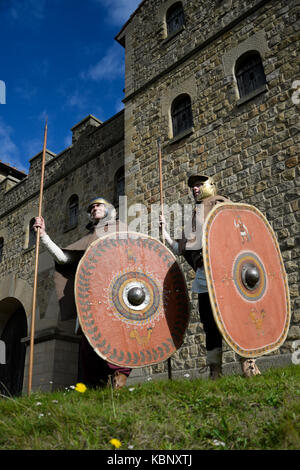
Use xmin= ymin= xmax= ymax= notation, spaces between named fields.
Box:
xmin=162 ymin=228 xmax=208 ymax=294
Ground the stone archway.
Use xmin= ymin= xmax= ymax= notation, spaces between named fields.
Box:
xmin=0 ymin=298 xmax=28 ymax=396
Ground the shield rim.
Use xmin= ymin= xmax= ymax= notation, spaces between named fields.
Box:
xmin=202 ymin=202 xmax=291 ymax=358
xmin=74 ymin=231 xmax=190 ymax=368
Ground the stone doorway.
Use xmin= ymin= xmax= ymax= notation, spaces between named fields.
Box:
xmin=0 ymin=298 xmax=27 ymax=396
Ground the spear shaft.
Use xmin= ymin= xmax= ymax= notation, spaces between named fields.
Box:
xmin=157 ymin=138 xmax=165 ymax=245
xmin=157 ymin=138 xmax=172 ymax=380
xmin=28 ymin=120 xmax=48 ymax=394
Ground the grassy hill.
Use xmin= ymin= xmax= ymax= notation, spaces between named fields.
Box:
xmin=0 ymin=365 xmax=299 ymax=450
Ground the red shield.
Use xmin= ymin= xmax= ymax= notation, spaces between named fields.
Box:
xmin=203 ymin=203 xmax=291 ymax=357
xmin=75 ymin=232 xmax=190 ymax=367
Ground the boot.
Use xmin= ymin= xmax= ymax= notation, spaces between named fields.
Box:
xmin=241 ymin=358 xmax=261 ymax=377
xmin=207 ymin=347 xmax=222 ymax=380
xmin=209 ymin=363 xmax=222 ymax=380
xmin=111 ymin=371 xmax=127 ymax=389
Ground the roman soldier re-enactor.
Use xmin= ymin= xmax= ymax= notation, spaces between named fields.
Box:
xmin=34 ymin=197 xmax=131 ymax=389
xmin=160 ymin=174 xmax=261 ymax=379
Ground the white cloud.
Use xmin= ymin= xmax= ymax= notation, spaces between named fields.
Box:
xmin=83 ymin=43 xmax=124 ymax=81
xmin=58 ymin=81 xmax=87 ymax=112
xmin=15 ymin=83 xmax=37 ymax=102
xmin=38 ymin=109 xmax=49 ymax=123
xmin=0 ymin=117 xmax=27 ymax=172
xmin=9 ymin=0 xmax=46 ymax=22
xmin=64 ymin=134 xmax=72 ymax=148
xmin=65 ymin=90 xmax=88 ymax=110
xmin=23 ymin=138 xmax=43 ymax=159
xmin=115 ymin=98 xmax=124 ymax=114
xmin=0 ymin=118 xmax=18 ymax=158
xmin=84 ymin=0 xmax=139 ymax=84
xmin=100 ymin=0 xmax=140 ymax=26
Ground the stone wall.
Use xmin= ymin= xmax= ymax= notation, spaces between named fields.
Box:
xmin=120 ymin=0 xmax=300 ymax=377
xmin=118 ymin=0 xmax=283 ymax=95
xmin=0 ymin=112 xmax=124 ymax=391
xmin=0 ymin=112 xmax=124 ymax=282
xmin=0 ymin=0 xmax=299 ymax=391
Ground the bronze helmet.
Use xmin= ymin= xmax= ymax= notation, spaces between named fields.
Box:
xmin=187 ymin=174 xmax=216 ymax=201
xmin=86 ymin=197 xmax=116 ymax=230
xmin=87 ymin=197 xmax=109 ymax=214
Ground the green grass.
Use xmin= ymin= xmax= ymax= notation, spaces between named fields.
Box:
xmin=0 ymin=365 xmax=299 ymax=450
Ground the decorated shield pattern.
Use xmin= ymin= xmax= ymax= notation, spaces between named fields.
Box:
xmin=75 ymin=232 xmax=190 ymax=368
xmin=203 ymin=203 xmax=291 ymax=357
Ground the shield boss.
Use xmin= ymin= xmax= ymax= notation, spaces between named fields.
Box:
xmin=203 ymin=203 xmax=290 ymax=357
xmin=75 ymin=232 xmax=190 ymax=367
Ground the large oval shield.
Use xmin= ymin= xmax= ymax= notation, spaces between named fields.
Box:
xmin=75 ymin=232 xmax=190 ymax=368
xmin=203 ymin=203 xmax=290 ymax=358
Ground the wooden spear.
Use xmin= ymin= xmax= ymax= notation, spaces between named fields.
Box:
xmin=157 ymin=138 xmax=165 ymax=245
xmin=28 ymin=119 xmax=48 ymax=394
xmin=157 ymin=138 xmax=172 ymax=380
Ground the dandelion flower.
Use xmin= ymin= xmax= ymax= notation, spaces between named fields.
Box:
xmin=75 ymin=383 xmax=87 ymax=393
xmin=110 ymin=438 xmax=122 ymax=449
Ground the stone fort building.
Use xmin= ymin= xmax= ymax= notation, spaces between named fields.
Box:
xmin=0 ymin=0 xmax=299 ymax=395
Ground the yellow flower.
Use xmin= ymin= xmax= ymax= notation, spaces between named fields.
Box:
xmin=110 ymin=438 xmax=122 ymax=449
xmin=75 ymin=382 xmax=87 ymax=393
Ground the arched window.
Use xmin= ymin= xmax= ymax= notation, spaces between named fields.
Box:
xmin=166 ymin=2 xmax=185 ymax=36
xmin=0 ymin=238 xmax=4 ymax=263
xmin=235 ymin=51 xmax=266 ymax=99
xmin=0 ymin=306 xmax=27 ymax=396
xmin=67 ymin=194 xmax=79 ymax=228
xmin=171 ymin=94 xmax=193 ymax=138
xmin=28 ymin=219 xmax=36 ymax=249
xmin=114 ymin=166 xmax=125 ymax=207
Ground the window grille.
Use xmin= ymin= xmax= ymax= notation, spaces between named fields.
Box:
xmin=166 ymin=2 xmax=185 ymax=35
xmin=235 ymin=51 xmax=266 ymax=98
xmin=68 ymin=195 xmax=79 ymax=228
xmin=28 ymin=219 xmax=36 ymax=248
xmin=114 ymin=167 xmax=125 ymax=207
xmin=171 ymin=94 xmax=193 ymax=137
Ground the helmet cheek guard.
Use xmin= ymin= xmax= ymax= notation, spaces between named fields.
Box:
xmin=197 ymin=179 xmax=216 ymax=201
xmin=188 ymin=174 xmax=216 ymax=201
xmin=87 ymin=198 xmax=109 ymax=214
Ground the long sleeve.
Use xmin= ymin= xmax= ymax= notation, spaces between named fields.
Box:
xmin=162 ymin=226 xmax=180 ymax=255
xmin=40 ymin=233 xmax=72 ymax=264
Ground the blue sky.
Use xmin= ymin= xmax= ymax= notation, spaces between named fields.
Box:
xmin=0 ymin=0 xmax=140 ymax=173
